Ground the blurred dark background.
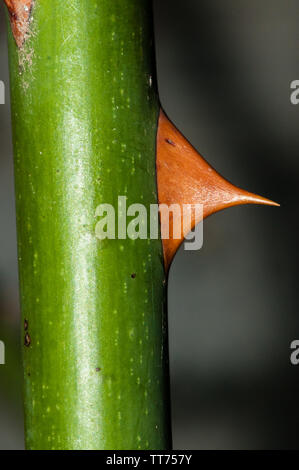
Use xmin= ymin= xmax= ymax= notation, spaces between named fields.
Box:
xmin=0 ymin=0 xmax=298 ymax=449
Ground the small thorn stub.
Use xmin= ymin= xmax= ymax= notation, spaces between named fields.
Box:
xmin=156 ymin=110 xmax=279 ymax=271
xmin=3 ymin=0 xmax=34 ymax=49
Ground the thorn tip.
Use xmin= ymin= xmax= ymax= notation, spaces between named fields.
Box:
xmin=235 ymin=190 xmax=280 ymax=208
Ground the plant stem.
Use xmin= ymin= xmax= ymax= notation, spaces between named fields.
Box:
xmin=6 ymin=0 xmax=171 ymax=450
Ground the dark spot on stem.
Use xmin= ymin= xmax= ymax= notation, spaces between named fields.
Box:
xmin=165 ymin=138 xmax=175 ymax=146
xmin=96 ymin=367 xmax=101 ymax=372
xmin=24 ymin=333 xmax=31 ymax=347
xmin=131 ymin=273 xmax=136 ymax=279
xmin=24 ymin=319 xmax=28 ymax=331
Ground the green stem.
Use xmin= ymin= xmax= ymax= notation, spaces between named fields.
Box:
xmin=7 ymin=0 xmax=171 ymax=450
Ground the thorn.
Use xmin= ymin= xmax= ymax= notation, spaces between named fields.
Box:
xmin=3 ymin=0 xmax=34 ymax=49
xmin=156 ymin=110 xmax=279 ymax=271
xmin=233 ymin=191 xmax=280 ymax=208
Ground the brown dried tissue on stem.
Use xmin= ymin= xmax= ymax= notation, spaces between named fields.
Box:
xmin=3 ymin=0 xmax=34 ymax=48
xmin=156 ymin=110 xmax=279 ymax=271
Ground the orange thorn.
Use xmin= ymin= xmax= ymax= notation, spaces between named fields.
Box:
xmin=156 ymin=110 xmax=279 ymax=271
xmin=3 ymin=0 xmax=34 ymax=49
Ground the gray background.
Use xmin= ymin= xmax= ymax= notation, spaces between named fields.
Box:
xmin=0 ymin=0 xmax=298 ymax=449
